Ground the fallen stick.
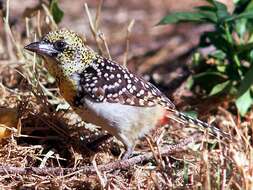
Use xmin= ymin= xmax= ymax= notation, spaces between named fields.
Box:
xmin=0 ymin=133 xmax=202 ymax=175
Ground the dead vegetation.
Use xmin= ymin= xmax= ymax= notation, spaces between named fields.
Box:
xmin=0 ymin=0 xmax=252 ymax=189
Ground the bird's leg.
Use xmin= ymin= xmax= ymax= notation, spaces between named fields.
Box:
xmin=121 ymin=146 xmax=134 ymax=160
xmin=117 ymin=133 xmax=135 ymax=159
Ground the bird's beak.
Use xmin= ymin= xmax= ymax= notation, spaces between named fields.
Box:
xmin=24 ymin=41 xmax=59 ymax=56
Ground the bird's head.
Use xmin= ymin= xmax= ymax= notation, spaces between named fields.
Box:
xmin=24 ymin=29 xmax=95 ymax=77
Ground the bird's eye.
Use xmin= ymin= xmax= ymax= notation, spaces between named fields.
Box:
xmin=54 ymin=40 xmax=66 ymax=51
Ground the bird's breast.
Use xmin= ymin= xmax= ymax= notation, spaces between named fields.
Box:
xmin=74 ymin=98 xmax=166 ymax=139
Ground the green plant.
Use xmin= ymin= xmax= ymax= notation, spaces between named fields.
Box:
xmin=158 ymin=0 xmax=253 ymax=116
xmin=22 ymin=0 xmax=64 ymax=24
xmin=49 ymin=0 xmax=64 ymax=24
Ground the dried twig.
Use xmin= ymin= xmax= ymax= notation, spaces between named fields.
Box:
xmin=3 ymin=0 xmax=23 ymax=60
xmin=0 ymin=133 xmax=202 ymax=175
xmin=84 ymin=1 xmax=111 ymax=58
xmin=123 ymin=19 xmax=135 ymax=67
xmin=41 ymin=4 xmax=58 ymax=30
xmin=92 ymin=154 xmax=106 ymax=188
xmin=98 ymin=33 xmax=111 ymax=59
xmin=94 ymin=0 xmax=103 ymax=32
xmin=36 ymin=10 xmax=42 ymax=37
xmin=84 ymin=3 xmax=103 ymax=55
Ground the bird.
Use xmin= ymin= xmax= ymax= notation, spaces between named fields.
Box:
xmin=24 ymin=29 xmax=227 ymax=159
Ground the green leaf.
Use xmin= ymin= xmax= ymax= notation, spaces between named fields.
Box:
xmin=212 ymin=0 xmax=231 ymax=21
xmin=211 ymin=50 xmax=226 ymax=60
xmin=183 ymin=162 xmax=189 ymax=185
xmin=50 ymin=0 xmax=64 ymax=24
xmin=246 ymin=0 xmax=253 ymax=11
xmin=250 ymin=50 xmax=253 ymax=62
xmin=217 ymin=65 xmax=226 ymax=73
xmin=186 ymin=76 xmax=194 ymax=89
xmin=182 ymin=111 xmax=198 ymax=118
xmin=236 ymin=89 xmax=253 ymax=116
xmin=194 ymin=6 xmax=218 ymax=22
xmin=227 ymin=10 xmax=253 ymax=21
xmin=193 ymin=71 xmax=227 ymax=79
xmin=206 ymin=0 xmax=216 ymax=6
xmin=237 ymin=11 xmax=253 ymax=19
xmin=157 ymin=12 xmax=208 ymax=25
xmin=236 ymin=42 xmax=253 ymax=54
xmin=191 ymin=71 xmax=228 ymax=92
xmin=237 ymin=65 xmax=253 ymax=98
xmin=200 ymin=31 xmax=231 ymax=53
xmin=195 ymin=5 xmax=216 ymax=12
xmin=235 ymin=18 xmax=247 ymax=37
xmin=192 ymin=52 xmax=202 ymax=67
xmin=233 ymin=0 xmax=240 ymax=3
xmin=209 ymin=80 xmax=231 ymax=96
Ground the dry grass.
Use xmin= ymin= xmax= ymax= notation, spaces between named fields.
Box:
xmin=0 ymin=1 xmax=252 ymax=189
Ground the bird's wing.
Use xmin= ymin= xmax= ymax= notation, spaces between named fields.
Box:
xmin=75 ymin=55 xmax=175 ymax=109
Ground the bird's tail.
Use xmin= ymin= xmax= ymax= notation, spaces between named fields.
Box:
xmin=167 ymin=109 xmax=229 ymax=138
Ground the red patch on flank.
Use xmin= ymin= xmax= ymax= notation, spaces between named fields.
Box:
xmin=157 ymin=114 xmax=169 ymax=126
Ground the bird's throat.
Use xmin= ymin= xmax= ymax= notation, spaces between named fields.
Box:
xmin=43 ymin=58 xmax=78 ymax=105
